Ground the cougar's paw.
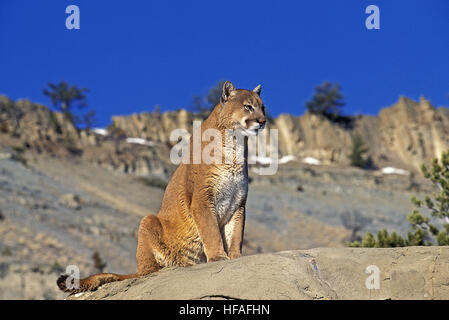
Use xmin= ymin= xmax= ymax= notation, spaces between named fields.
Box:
xmin=207 ymin=254 xmax=230 ymax=262
xmin=228 ymin=252 xmax=242 ymax=259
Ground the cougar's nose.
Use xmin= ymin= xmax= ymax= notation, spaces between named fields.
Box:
xmin=258 ymin=119 xmax=266 ymax=126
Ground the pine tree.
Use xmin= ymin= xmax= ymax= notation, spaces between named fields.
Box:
xmin=350 ymin=149 xmax=449 ymax=247
xmin=306 ymin=81 xmax=345 ymax=121
xmin=349 ymin=134 xmax=369 ymax=168
xmin=190 ymin=81 xmax=226 ymax=117
xmin=206 ymin=80 xmax=225 ymax=108
xmin=82 ymin=110 xmax=96 ymax=132
xmin=43 ymin=81 xmax=88 ymax=125
xmin=409 ymin=150 xmax=449 ymax=245
xmin=362 ymin=232 xmax=376 ymax=247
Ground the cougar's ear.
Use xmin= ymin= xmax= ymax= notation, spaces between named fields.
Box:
xmin=253 ymin=84 xmax=262 ymax=96
xmin=221 ymin=81 xmax=235 ymax=104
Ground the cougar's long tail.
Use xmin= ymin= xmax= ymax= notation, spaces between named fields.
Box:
xmin=57 ymin=272 xmax=138 ymax=294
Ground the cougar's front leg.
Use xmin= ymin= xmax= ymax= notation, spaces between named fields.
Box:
xmin=191 ymin=190 xmax=228 ymax=262
xmin=223 ymin=206 xmax=245 ymax=259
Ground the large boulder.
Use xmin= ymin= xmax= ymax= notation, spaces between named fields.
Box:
xmin=68 ymin=246 xmax=449 ymax=300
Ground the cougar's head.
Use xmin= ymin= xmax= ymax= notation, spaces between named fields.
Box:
xmin=219 ymin=81 xmax=266 ymax=136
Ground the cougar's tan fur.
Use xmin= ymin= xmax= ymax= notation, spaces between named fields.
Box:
xmin=57 ymin=81 xmax=266 ymax=293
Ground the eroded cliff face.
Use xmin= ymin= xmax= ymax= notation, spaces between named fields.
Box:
xmin=0 ymin=96 xmax=173 ymax=178
xmin=111 ymin=96 xmax=449 ymax=172
xmin=1 ymin=95 xmax=448 ymax=173
xmin=271 ymin=112 xmax=353 ymax=164
xmin=0 ymin=96 xmax=83 ymax=155
xmin=111 ymin=109 xmax=202 ymax=145
xmin=375 ymin=96 xmax=449 ymax=170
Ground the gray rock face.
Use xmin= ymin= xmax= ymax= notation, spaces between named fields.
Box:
xmin=0 ymin=262 xmax=66 ymax=300
xmin=2 ymin=94 xmax=449 ymax=175
xmin=68 ymin=246 xmax=449 ymax=300
xmin=111 ymin=96 xmax=449 ymax=172
xmin=1 ymin=95 xmax=448 ymax=300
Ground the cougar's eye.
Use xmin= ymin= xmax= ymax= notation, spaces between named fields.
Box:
xmin=244 ymin=105 xmax=254 ymax=112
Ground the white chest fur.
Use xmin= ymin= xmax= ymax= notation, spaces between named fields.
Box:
xmin=214 ymin=167 xmax=248 ymax=227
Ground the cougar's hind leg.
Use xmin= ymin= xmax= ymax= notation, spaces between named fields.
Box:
xmin=57 ymin=272 xmax=137 ymax=294
xmin=136 ymin=214 xmax=164 ymax=276
xmin=56 ymin=214 xmax=164 ymax=294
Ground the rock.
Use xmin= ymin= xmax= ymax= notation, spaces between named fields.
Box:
xmin=0 ymin=96 xmax=82 ymax=155
xmin=0 ymin=262 xmax=67 ymax=300
xmin=110 ymin=96 xmax=449 ymax=173
xmin=0 ymin=152 xmax=13 ymax=160
xmin=111 ymin=109 xmax=198 ymax=145
xmin=2 ymin=94 xmax=448 ymax=173
xmin=68 ymin=246 xmax=449 ymax=300
xmin=60 ymin=193 xmax=82 ymax=210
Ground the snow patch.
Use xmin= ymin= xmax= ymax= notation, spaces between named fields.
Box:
xmin=381 ymin=167 xmax=410 ymax=175
xmin=249 ymin=155 xmax=273 ymax=165
xmin=126 ymin=137 xmax=155 ymax=147
xmin=302 ymin=157 xmax=321 ymax=166
xmin=92 ymin=128 xmax=108 ymax=136
xmin=249 ymin=155 xmax=296 ymax=165
xmin=279 ymin=155 xmax=297 ymax=164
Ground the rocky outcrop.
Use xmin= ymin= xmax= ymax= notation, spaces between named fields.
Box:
xmin=68 ymin=246 xmax=449 ymax=300
xmin=0 ymin=96 xmax=82 ymax=154
xmin=110 ymin=96 xmax=449 ymax=172
xmin=375 ymin=96 xmax=449 ymax=170
xmin=272 ymin=112 xmax=353 ymax=163
xmin=0 ymin=96 xmax=175 ymax=178
xmin=271 ymin=96 xmax=449 ymax=171
xmin=112 ymin=110 xmax=202 ymax=145
xmin=2 ymin=95 xmax=448 ymax=173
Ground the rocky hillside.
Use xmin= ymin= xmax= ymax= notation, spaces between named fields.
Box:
xmin=1 ymin=94 xmax=448 ymax=174
xmin=111 ymin=96 xmax=449 ymax=172
xmin=0 ymin=95 xmax=175 ymax=179
xmin=0 ymin=133 xmax=437 ymax=300
xmin=0 ymin=96 xmax=82 ymax=155
xmin=0 ymin=94 xmax=446 ymax=300
xmin=68 ymin=246 xmax=449 ymax=300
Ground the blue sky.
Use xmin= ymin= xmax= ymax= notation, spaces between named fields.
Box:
xmin=1 ymin=0 xmax=448 ymax=127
